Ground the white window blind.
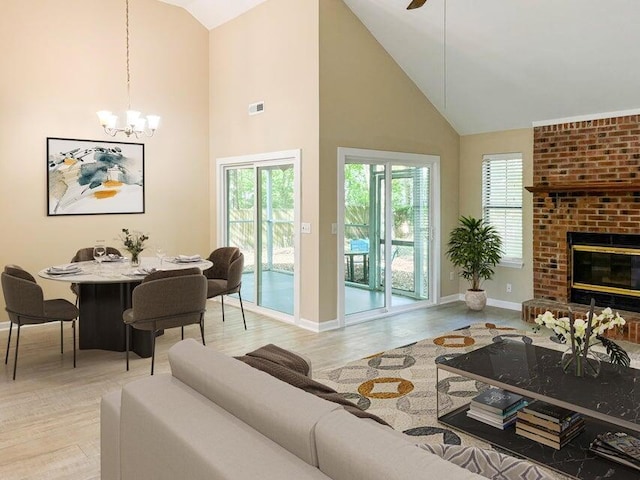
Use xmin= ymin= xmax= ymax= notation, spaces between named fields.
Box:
xmin=482 ymin=153 xmax=523 ymax=266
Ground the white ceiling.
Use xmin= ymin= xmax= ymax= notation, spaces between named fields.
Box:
xmin=161 ymin=0 xmax=640 ymax=135
xmin=158 ymin=0 xmax=269 ymax=30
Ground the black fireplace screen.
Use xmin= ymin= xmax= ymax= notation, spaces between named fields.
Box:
xmin=568 ymin=232 xmax=640 ymax=312
xmin=572 ymin=245 xmax=640 ymax=296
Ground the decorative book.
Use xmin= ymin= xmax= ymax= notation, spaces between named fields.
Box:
xmin=467 ymin=409 xmax=517 ymax=430
xmin=515 ymin=426 xmax=582 ymax=450
xmin=521 ymin=400 xmax=577 ymax=424
xmin=516 ymin=417 xmax=585 ymax=443
xmin=470 ymin=388 xmax=525 ymax=415
xmin=516 ymin=410 xmax=583 ymax=433
xmin=590 ymin=432 xmax=640 ymax=470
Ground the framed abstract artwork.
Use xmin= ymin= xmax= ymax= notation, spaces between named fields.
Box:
xmin=47 ymin=137 xmax=145 ymax=216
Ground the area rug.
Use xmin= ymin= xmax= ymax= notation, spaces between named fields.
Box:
xmin=314 ymin=322 xmax=633 ymax=448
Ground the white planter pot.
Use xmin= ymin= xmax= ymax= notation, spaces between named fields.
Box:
xmin=465 ymin=290 xmax=487 ymax=311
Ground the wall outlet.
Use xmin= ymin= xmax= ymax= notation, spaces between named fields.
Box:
xmin=506 ymin=283 xmax=512 ymax=293
xmin=449 ymin=271 xmax=454 ymax=281
xmin=331 ymin=223 xmax=337 ymax=235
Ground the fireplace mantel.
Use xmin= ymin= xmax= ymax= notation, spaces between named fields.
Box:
xmin=525 ymin=182 xmax=640 ymax=193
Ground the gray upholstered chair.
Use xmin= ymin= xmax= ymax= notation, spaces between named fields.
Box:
xmin=70 ymin=246 xmax=122 ymax=301
xmin=204 ymin=247 xmax=247 ymax=330
xmin=1 ymin=265 xmax=79 ymax=380
xmin=122 ymin=268 xmax=207 ymax=375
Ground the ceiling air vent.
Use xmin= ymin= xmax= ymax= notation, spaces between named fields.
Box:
xmin=248 ymin=101 xmax=265 ymax=116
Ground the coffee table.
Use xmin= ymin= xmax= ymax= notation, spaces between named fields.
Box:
xmin=436 ymin=340 xmax=640 ymax=479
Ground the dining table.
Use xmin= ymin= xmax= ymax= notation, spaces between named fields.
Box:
xmin=38 ymin=256 xmax=212 ymax=358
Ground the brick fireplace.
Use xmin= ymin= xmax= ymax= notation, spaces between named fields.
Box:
xmin=524 ymin=114 xmax=640 ymax=343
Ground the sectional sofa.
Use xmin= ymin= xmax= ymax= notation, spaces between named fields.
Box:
xmin=100 ymin=339 xmax=546 ymax=480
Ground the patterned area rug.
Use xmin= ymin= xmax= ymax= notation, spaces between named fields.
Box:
xmin=314 ymin=322 xmax=636 ymax=479
xmin=315 ymin=322 xmax=565 ymax=446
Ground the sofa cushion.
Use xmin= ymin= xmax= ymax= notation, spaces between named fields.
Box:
xmin=315 ymin=409 xmax=485 ymax=480
xmin=167 ymin=339 xmax=341 ymax=466
xmin=119 ymin=374 xmax=330 ymax=480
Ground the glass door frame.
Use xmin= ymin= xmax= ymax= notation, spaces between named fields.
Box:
xmin=337 ymin=147 xmax=440 ymax=327
xmin=215 ymin=149 xmax=301 ymax=325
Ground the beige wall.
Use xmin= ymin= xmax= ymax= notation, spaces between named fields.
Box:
xmin=209 ymin=0 xmax=320 ymax=321
xmin=0 ymin=0 xmax=209 ymax=313
xmin=459 ymin=128 xmax=534 ymax=305
xmin=319 ymin=0 xmax=461 ymax=320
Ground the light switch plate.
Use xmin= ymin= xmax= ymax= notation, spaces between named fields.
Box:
xmin=301 ymin=222 xmax=311 ymax=234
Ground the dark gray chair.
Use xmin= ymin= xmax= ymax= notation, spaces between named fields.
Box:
xmin=123 ymin=268 xmax=207 ymax=375
xmin=70 ymin=246 xmax=122 ymax=301
xmin=1 ymin=265 xmax=79 ymax=380
xmin=204 ymin=247 xmax=247 ymax=330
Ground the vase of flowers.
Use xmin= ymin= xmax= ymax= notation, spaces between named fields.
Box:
xmin=120 ymin=228 xmax=149 ymax=267
xmin=534 ymin=300 xmax=629 ymax=377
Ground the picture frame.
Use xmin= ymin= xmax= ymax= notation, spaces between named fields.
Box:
xmin=47 ymin=137 xmax=145 ymax=216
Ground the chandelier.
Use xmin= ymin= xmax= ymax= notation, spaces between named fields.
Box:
xmin=97 ymin=0 xmax=160 ymax=138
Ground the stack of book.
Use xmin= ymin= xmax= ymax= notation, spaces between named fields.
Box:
xmin=590 ymin=432 xmax=640 ymax=471
xmin=515 ymin=400 xmax=584 ymax=450
xmin=467 ymin=388 xmax=526 ymax=430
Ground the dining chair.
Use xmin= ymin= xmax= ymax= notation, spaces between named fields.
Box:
xmin=1 ymin=265 xmax=79 ymax=380
xmin=122 ymin=268 xmax=207 ymax=375
xmin=204 ymin=247 xmax=247 ymax=330
xmin=69 ymin=246 xmax=123 ymax=303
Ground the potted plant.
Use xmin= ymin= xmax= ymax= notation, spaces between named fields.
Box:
xmin=446 ymin=216 xmax=502 ymax=310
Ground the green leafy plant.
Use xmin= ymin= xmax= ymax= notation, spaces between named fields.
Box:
xmin=120 ymin=228 xmax=149 ymax=258
xmin=446 ymin=216 xmax=502 ymax=291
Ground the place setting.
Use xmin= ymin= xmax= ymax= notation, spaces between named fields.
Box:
xmin=123 ymin=267 xmax=158 ymax=277
xmin=166 ymin=254 xmax=203 ymax=264
xmin=44 ymin=263 xmax=84 ymax=276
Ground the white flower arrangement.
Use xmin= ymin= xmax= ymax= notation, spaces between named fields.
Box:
xmin=535 ymin=307 xmax=625 ymax=347
xmin=534 ymin=306 xmax=629 ymax=369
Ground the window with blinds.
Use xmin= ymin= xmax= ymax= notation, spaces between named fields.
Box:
xmin=482 ymin=153 xmax=523 ymax=266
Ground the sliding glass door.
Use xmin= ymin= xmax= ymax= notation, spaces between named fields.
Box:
xmin=219 ymin=151 xmax=300 ymax=319
xmin=340 ymin=149 xmax=439 ymax=321
xmin=256 ymin=165 xmax=294 ymax=314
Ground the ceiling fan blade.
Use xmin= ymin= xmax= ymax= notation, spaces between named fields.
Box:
xmin=407 ymin=0 xmax=428 ymax=9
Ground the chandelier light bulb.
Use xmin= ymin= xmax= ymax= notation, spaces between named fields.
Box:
xmin=146 ymin=115 xmax=160 ymax=131
xmin=96 ymin=0 xmax=160 ymax=139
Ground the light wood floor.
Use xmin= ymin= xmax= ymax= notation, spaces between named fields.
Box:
xmin=0 ymin=302 xmax=525 ymax=480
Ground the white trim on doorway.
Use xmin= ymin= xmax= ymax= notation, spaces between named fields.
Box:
xmin=213 ymin=149 xmax=301 ymax=326
xmin=336 ymin=147 xmax=441 ymax=328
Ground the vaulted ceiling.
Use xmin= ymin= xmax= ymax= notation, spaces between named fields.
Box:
xmin=160 ymin=0 xmax=640 ymax=135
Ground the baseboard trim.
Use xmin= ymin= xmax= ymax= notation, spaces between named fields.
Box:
xmin=439 ymin=294 xmax=464 ymax=304
xmin=0 ymin=321 xmax=9 ymax=331
xmin=297 ymin=317 xmax=340 ymax=333
xmin=486 ymin=298 xmax=522 ymax=311
xmin=439 ymin=294 xmax=521 ymax=311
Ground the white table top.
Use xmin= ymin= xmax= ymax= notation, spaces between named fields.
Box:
xmin=38 ymin=256 xmax=212 ymax=284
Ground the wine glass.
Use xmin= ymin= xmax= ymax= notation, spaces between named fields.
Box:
xmin=155 ymin=246 xmax=166 ymax=268
xmin=93 ymin=243 xmax=107 ymax=272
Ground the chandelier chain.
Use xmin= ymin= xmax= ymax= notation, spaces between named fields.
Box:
xmin=96 ymin=0 xmax=159 ymax=137
xmin=126 ymin=0 xmax=131 ymax=110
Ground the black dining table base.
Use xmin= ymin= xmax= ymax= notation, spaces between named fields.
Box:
xmin=78 ymin=282 xmax=158 ymax=358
